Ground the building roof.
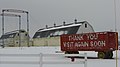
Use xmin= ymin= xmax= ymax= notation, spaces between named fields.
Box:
xmin=33 ymin=21 xmax=87 ymax=38
xmin=0 ymin=29 xmax=26 ymax=39
xmin=4 ymin=29 xmax=25 ymax=35
xmin=0 ymin=33 xmax=17 ymax=39
xmin=37 ymin=21 xmax=86 ymax=32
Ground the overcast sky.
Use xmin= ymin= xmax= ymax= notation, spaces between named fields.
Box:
xmin=0 ymin=0 xmax=120 ymax=37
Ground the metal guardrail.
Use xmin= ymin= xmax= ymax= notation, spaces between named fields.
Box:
xmin=0 ymin=53 xmax=87 ymax=67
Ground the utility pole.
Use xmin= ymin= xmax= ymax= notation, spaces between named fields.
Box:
xmin=114 ymin=0 xmax=118 ymax=67
xmin=114 ymin=0 xmax=117 ymax=32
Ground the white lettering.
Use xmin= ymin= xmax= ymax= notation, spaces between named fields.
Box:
xmin=63 ymin=41 xmax=88 ymax=48
xmin=63 ymin=41 xmax=106 ymax=48
xmin=90 ymin=41 xmax=106 ymax=47
xmin=68 ymin=35 xmax=84 ymax=41
xmin=63 ymin=42 xmax=74 ymax=47
xmin=87 ymin=33 xmax=98 ymax=40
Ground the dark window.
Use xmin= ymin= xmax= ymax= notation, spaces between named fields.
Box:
xmin=67 ymin=26 xmax=79 ymax=34
xmin=85 ymin=24 xmax=87 ymax=28
xmin=18 ymin=34 xmax=19 ymax=36
xmin=20 ymin=30 xmax=25 ymax=33
xmin=16 ymin=42 xmax=18 ymax=44
xmin=25 ymin=34 xmax=27 ymax=36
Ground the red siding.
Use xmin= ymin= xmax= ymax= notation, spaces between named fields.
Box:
xmin=60 ymin=32 xmax=118 ymax=52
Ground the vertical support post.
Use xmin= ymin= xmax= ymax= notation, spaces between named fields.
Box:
xmin=114 ymin=0 xmax=117 ymax=32
xmin=2 ymin=10 xmax=5 ymax=48
xmin=39 ymin=53 xmax=43 ymax=67
xmin=26 ymin=12 xmax=29 ymax=47
xmin=115 ymin=32 xmax=118 ymax=67
xmin=114 ymin=1 xmax=118 ymax=67
xmin=19 ymin=16 xmax=21 ymax=47
xmin=84 ymin=53 xmax=87 ymax=67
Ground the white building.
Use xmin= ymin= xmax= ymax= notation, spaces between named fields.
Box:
xmin=33 ymin=20 xmax=94 ymax=46
xmin=0 ymin=30 xmax=32 ymax=47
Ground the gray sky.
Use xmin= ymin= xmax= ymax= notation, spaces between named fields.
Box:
xmin=0 ymin=0 xmax=120 ymax=37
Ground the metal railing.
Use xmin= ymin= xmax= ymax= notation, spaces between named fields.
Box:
xmin=0 ymin=53 xmax=87 ymax=67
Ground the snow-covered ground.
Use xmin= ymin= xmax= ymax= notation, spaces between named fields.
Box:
xmin=0 ymin=46 xmax=120 ymax=67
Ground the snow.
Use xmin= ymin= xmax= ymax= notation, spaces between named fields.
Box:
xmin=0 ymin=46 xmax=120 ymax=67
xmin=38 ymin=24 xmax=81 ymax=32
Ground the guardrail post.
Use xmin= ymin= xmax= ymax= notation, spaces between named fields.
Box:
xmin=84 ymin=53 xmax=87 ymax=67
xmin=39 ymin=53 xmax=43 ymax=67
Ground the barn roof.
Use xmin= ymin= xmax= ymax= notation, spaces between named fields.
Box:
xmin=0 ymin=29 xmax=26 ymax=39
xmin=37 ymin=21 xmax=86 ymax=32
xmin=0 ymin=33 xmax=17 ymax=39
xmin=33 ymin=21 xmax=88 ymax=38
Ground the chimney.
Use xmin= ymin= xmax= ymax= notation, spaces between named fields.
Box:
xmin=74 ymin=19 xmax=77 ymax=24
xmin=46 ymin=25 xmax=48 ymax=29
xmin=63 ymin=21 xmax=66 ymax=26
xmin=54 ymin=23 xmax=56 ymax=27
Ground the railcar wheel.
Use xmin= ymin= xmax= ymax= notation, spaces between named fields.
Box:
xmin=106 ymin=51 xmax=113 ymax=59
xmin=65 ymin=51 xmax=69 ymax=54
xmin=98 ymin=52 xmax=106 ymax=59
xmin=109 ymin=51 xmax=113 ymax=59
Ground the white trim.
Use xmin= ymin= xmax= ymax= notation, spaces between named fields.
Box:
xmin=38 ymin=24 xmax=82 ymax=32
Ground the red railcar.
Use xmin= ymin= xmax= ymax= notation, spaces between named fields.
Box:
xmin=60 ymin=32 xmax=118 ymax=59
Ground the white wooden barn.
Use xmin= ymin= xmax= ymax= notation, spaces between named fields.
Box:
xmin=33 ymin=20 xmax=94 ymax=46
xmin=0 ymin=30 xmax=32 ymax=47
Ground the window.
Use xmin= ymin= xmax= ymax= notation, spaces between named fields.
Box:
xmin=59 ymin=31 xmax=64 ymax=35
xmin=18 ymin=33 xmax=19 ymax=36
xmin=53 ymin=31 xmax=59 ymax=36
xmin=64 ymin=31 xmax=68 ymax=34
xmin=37 ymin=36 xmax=40 ymax=38
xmin=25 ymin=34 xmax=28 ymax=36
xmin=16 ymin=42 xmax=18 ymax=44
xmin=9 ymin=35 xmax=14 ymax=38
xmin=20 ymin=30 xmax=25 ymax=33
xmin=85 ymin=24 xmax=87 ymax=28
